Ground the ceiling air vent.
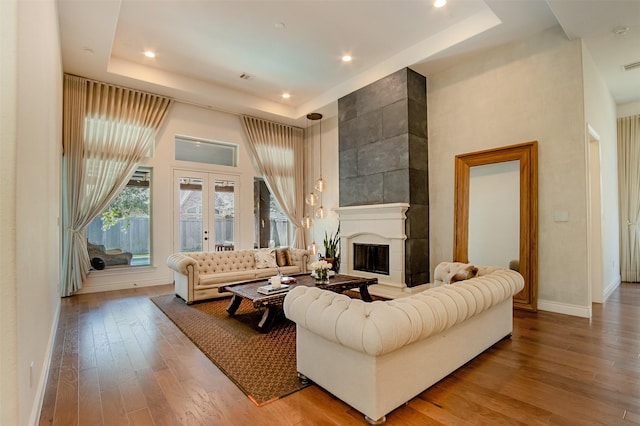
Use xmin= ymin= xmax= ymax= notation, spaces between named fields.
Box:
xmin=239 ymin=73 xmax=254 ymax=80
xmin=623 ymin=61 xmax=640 ymax=72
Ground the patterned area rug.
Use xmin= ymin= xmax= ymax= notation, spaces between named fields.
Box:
xmin=150 ymin=294 xmax=308 ymax=405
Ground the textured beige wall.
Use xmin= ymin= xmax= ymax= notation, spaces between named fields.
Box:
xmin=14 ymin=0 xmax=63 ymax=423
xmin=581 ymin=43 xmax=620 ymax=302
xmin=428 ymin=26 xmax=591 ymax=310
xmin=1 ymin=0 xmax=19 ymax=424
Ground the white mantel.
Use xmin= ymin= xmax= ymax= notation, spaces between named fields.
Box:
xmin=335 ymin=203 xmax=431 ymax=298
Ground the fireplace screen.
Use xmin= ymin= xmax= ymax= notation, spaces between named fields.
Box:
xmin=353 ymin=243 xmax=390 ymax=275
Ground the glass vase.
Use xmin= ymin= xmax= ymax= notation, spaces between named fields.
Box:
xmin=315 ymin=268 xmax=329 ymax=285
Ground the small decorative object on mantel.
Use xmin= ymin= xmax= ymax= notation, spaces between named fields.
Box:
xmin=310 ymin=260 xmax=332 ymax=285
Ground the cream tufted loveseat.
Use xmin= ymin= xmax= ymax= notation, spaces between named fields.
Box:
xmin=283 ymin=262 xmax=524 ymax=424
xmin=167 ymin=248 xmax=309 ymax=304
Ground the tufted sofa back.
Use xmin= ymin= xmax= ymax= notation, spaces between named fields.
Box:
xmin=187 ymin=249 xmax=256 ymax=274
xmin=284 ymin=263 xmax=524 ymax=357
xmin=433 ymin=262 xmax=504 ymax=285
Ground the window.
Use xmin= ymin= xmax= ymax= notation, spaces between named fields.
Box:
xmin=254 ymin=179 xmax=290 ymax=248
xmin=87 ymin=168 xmax=152 ymax=267
xmin=175 ymin=135 xmax=238 ymax=166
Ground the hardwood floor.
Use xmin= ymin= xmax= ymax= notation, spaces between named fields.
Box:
xmin=39 ymin=283 xmax=640 ymax=425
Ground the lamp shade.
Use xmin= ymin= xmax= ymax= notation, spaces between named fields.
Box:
xmin=308 ymin=242 xmax=318 ymax=255
xmin=301 ymin=215 xmax=313 ymax=229
xmin=305 ymin=192 xmax=319 ymax=206
xmin=314 ymin=178 xmax=325 ymax=193
xmin=315 ymin=205 xmax=328 ymax=219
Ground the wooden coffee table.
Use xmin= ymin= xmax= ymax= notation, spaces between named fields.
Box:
xmin=220 ymin=273 xmax=377 ymax=333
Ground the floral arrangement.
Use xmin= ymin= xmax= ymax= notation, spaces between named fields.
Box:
xmin=310 ymin=259 xmax=332 ymax=273
xmin=310 ymin=259 xmax=332 ymax=283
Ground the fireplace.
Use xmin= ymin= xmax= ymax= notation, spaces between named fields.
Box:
xmin=335 ymin=203 xmax=408 ymax=293
xmin=353 ymin=243 xmax=390 ymax=275
xmin=337 ymin=68 xmax=430 ymax=287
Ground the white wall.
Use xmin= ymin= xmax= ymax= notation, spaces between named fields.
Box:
xmin=303 ymin=114 xmax=340 ymax=259
xmin=80 ymin=101 xmax=342 ymax=291
xmin=8 ymin=0 xmax=62 ymax=424
xmin=468 ymin=161 xmax=520 ymax=268
xmin=1 ymin=0 xmax=19 ymax=424
xmin=582 ymin=43 xmax=620 ymax=302
xmin=80 ymin=102 xmax=262 ymax=293
xmin=617 ymin=100 xmax=640 ymax=118
xmin=428 ymin=26 xmax=591 ymax=315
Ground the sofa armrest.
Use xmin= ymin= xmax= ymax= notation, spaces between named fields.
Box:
xmin=289 ymin=248 xmax=309 ymax=273
xmin=167 ymin=253 xmax=199 ymax=285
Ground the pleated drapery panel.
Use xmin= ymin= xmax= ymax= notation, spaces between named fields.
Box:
xmin=618 ymin=114 xmax=640 ymax=282
xmin=242 ymin=116 xmax=305 ymax=249
xmin=61 ymin=74 xmax=172 ymax=296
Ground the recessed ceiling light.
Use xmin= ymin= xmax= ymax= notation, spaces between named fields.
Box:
xmin=281 ymin=93 xmax=291 ymax=99
xmin=434 ymin=0 xmax=446 ymax=8
xmin=144 ymin=50 xmax=156 ymax=58
xmin=342 ymin=55 xmax=352 ymax=62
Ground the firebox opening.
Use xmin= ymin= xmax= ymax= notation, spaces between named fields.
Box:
xmin=353 ymin=243 xmax=390 ymax=275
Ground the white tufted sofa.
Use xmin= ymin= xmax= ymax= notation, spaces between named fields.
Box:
xmin=283 ymin=262 xmax=524 ymax=424
xmin=167 ymin=248 xmax=309 ymax=304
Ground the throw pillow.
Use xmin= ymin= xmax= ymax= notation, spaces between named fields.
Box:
xmin=275 ymin=248 xmax=294 ymax=267
xmin=254 ymin=248 xmax=277 ymax=269
xmin=449 ymin=264 xmax=479 ymax=283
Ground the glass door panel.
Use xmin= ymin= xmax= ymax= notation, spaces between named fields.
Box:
xmin=177 ymin=174 xmax=204 ymax=252
xmin=174 ymin=170 xmax=237 ymax=253
xmin=213 ymin=179 xmax=235 ymax=251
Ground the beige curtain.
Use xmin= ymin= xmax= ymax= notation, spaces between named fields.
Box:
xmin=242 ymin=116 xmax=305 ymax=249
xmin=618 ymin=114 xmax=640 ymax=282
xmin=61 ymin=74 xmax=172 ymax=296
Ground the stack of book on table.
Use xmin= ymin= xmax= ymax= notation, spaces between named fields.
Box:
xmin=257 ymin=283 xmax=290 ymax=295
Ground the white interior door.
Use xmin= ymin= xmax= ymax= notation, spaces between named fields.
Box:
xmin=173 ymin=169 xmax=237 ymax=253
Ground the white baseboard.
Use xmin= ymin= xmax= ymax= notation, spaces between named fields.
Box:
xmin=75 ymin=266 xmax=171 ymax=294
xmin=603 ymin=276 xmax=621 ymax=301
xmin=29 ymin=299 xmax=61 ymax=426
xmin=537 ymin=299 xmax=592 ymax=318
xmin=74 ymin=277 xmax=170 ymax=294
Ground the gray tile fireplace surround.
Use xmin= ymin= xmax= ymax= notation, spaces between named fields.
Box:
xmin=338 ymin=67 xmax=429 ymax=286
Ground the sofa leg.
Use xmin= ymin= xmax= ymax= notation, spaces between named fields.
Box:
xmin=174 ymin=293 xmax=191 ymax=304
xmin=364 ymin=415 xmax=386 ymax=425
xmin=297 ymin=373 xmax=310 ymax=385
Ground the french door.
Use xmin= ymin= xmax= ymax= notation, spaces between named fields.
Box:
xmin=173 ymin=169 xmax=238 ymax=253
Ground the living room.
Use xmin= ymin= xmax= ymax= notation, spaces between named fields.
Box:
xmin=3 ymin=0 xmax=640 ymax=424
